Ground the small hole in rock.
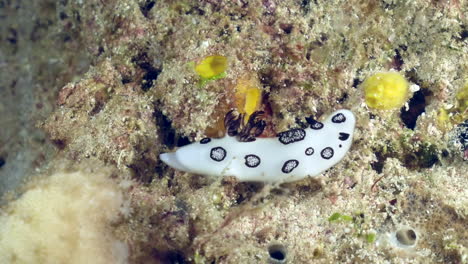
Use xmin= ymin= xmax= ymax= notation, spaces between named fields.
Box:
xmin=97 ymin=46 xmax=104 ymax=55
xmin=407 ymin=229 xmax=417 ymax=240
xmin=400 ymin=89 xmax=427 ymax=130
xmin=392 ymin=48 xmax=404 ymax=71
xmin=121 ymin=77 xmax=132 ymax=84
xmin=312 ymin=247 xmax=323 ymax=258
xmin=0 ymin=157 xmax=5 ymax=168
xmin=165 ymin=250 xmax=186 ymax=264
xmin=352 ymin=78 xmax=361 ymax=88
xmin=370 ymin=150 xmax=386 ymax=174
xmin=268 ymin=244 xmax=287 ymax=263
xmin=395 ymin=227 xmax=417 ymax=246
xmin=153 ymin=107 xmax=189 ymax=149
xmin=59 ymin=11 xmax=68 ymax=20
xmin=337 ymin=92 xmax=348 ymax=104
xmin=301 ymin=0 xmax=311 ymax=14
xmin=233 ymin=182 xmax=264 ymax=204
xmin=271 ymin=250 xmax=285 ymax=260
xmin=177 ymin=136 xmax=191 ymax=147
xmin=140 ymin=0 xmax=155 ymax=18
xmin=132 ymin=52 xmax=162 ymax=92
xmin=457 ymin=25 xmax=467 ymax=41
xmin=279 ymin=23 xmax=293 ymax=34
xmin=52 ymin=139 xmax=67 ymax=150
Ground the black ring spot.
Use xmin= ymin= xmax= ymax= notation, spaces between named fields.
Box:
xmin=200 ymin=137 xmax=211 ymax=144
xmin=305 ymin=147 xmax=314 ymax=156
xmin=210 ymin=147 xmax=226 ymax=162
xmin=338 ymin=132 xmax=350 ymax=141
xmin=306 ymin=116 xmax=324 ymax=130
xmin=277 ymin=128 xmax=306 ymax=145
xmin=320 ymin=147 xmax=334 ymax=159
xmin=311 ymin=121 xmax=324 ymax=130
xmin=282 ymin=159 xmax=299 ymax=173
xmin=332 ymin=113 xmax=346 ymax=123
xmin=244 ymin=154 xmax=261 ymax=168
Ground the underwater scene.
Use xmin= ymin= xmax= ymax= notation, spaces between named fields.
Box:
xmin=0 ymin=0 xmax=466 ymax=263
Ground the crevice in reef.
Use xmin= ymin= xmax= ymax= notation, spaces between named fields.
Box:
xmin=400 ymin=89 xmax=429 ymax=130
xmin=139 ymin=0 xmax=156 ymax=18
xmin=153 ymin=105 xmax=190 ymax=149
xmin=371 ymin=149 xmax=386 ymax=174
xmin=371 ymin=141 xmax=440 ymax=173
xmin=132 ymin=52 xmax=162 ymax=92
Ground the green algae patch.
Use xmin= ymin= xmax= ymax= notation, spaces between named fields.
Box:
xmin=198 ymin=71 xmax=227 ymax=87
xmin=365 ymin=233 xmax=377 ymax=243
xmin=328 ymin=212 xmax=353 ymax=222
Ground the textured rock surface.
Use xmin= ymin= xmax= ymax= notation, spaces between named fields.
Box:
xmin=1 ymin=0 xmax=467 ymax=263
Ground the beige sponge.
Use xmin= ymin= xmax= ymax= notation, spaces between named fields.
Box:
xmin=0 ymin=168 xmax=129 ymax=264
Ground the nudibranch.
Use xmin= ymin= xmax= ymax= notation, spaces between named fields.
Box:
xmin=160 ymin=109 xmax=356 ymax=183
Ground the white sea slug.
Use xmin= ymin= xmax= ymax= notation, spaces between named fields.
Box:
xmin=160 ymin=109 xmax=356 ymax=183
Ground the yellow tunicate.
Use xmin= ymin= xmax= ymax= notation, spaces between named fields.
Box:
xmin=363 ymin=72 xmax=409 ymax=110
xmin=235 ymin=75 xmax=262 ymax=123
xmin=195 ymin=55 xmax=228 ymax=79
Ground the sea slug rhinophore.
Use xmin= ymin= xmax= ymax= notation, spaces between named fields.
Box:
xmin=160 ymin=109 xmax=356 ymax=183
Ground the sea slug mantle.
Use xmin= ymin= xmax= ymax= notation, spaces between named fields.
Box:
xmin=160 ymin=109 xmax=356 ymax=183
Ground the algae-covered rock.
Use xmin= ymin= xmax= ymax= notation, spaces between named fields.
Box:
xmin=1 ymin=0 xmax=467 ymax=263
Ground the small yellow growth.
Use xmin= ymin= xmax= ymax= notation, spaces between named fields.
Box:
xmin=437 ymin=82 xmax=468 ymax=129
xmin=363 ymin=72 xmax=409 ymax=110
xmin=0 ymin=169 xmax=129 ymax=264
xmin=455 ymin=83 xmax=468 ymax=110
xmin=437 ymin=108 xmax=450 ymax=129
xmin=195 ymin=55 xmax=228 ymax=79
xmin=234 ymin=75 xmax=262 ymax=122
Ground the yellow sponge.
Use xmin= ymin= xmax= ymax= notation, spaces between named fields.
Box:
xmin=363 ymin=72 xmax=409 ymax=110
xmin=195 ymin=55 xmax=228 ymax=79
xmin=234 ymin=75 xmax=262 ymax=122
